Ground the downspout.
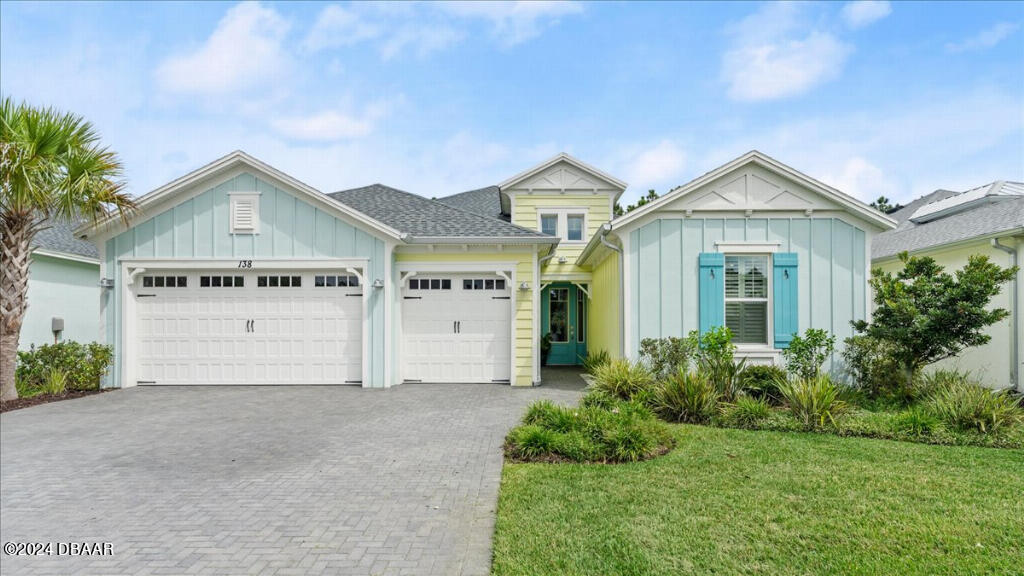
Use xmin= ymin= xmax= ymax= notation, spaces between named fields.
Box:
xmin=991 ymin=237 xmax=1020 ymax=392
xmin=598 ymin=223 xmax=625 ymax=358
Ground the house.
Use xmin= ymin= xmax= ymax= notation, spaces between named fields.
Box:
xmin=578 ymin=151 xmax=897 ymax=367
xmin=872 ymin=181 xmax=1023 ymax=391
xmin=19 ymin=219 xmax=101 ymax=349
xmin=77 ymin=150 xmax=890 ymax=388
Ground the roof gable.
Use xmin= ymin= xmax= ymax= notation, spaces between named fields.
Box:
xmin=499 ymin=153 xmax=627 ymax=194
xmin=610 ymin=151 xmax=896 ymax=232
xmin=78 ymin=151 xmax=404 ymax=242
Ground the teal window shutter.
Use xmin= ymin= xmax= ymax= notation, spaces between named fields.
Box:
xmin=698 ymin=252 xmax=725 ymax=335
xmin=773 ymin=252 xmax=799 ymax=348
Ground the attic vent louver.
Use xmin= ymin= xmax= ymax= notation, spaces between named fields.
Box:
xmin=230 ymin=192 xmax=260 ymax=234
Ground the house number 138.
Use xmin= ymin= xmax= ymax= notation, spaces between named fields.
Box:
xmin=238 ymin=260 xmax=252 ymax=268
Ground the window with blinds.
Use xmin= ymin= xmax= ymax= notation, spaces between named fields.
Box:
xmin=724 ymin=254 xmax=768 ymax=344
xmin=230 ymin=193 xmax=260 ymax=234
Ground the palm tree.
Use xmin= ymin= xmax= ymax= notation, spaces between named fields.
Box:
xmin=1 ymin=98 xmax=134 ymax=401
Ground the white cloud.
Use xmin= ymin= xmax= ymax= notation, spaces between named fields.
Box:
xmin=945 ymin=22 xmax=1020 ymax=53
xmin=841 ymin=1 xmax=892 ymax=29
xmin=722 ymin=4 xmax=852 ymax=102
xmin=271 ymin=99 xmax=396 ymax=141
xmin=379 ymin=23 xmax=463 ymax=61
xmin=624 ymin=141 xmax=687 ymax=187
xmin=302 ymin=4 xmax=381 ymax=52
xmin=824 ymin=157 xmax=900 ymax=201
xmin=438 ymin=1 xmax=583 ymax=46
xmin=155 ymin=2 xmax=291 ymax=96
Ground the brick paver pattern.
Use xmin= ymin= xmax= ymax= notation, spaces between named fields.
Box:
xmin=1 ymin=378 xmax=583 ymax=575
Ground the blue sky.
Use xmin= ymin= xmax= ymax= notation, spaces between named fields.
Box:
xmin=2 ymin=1 xmax=1021 ymax=207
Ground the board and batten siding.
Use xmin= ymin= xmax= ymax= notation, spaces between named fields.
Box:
xmin=102 ymin=171 xmax=387 ymax=388
xmin=21 ymin=255 xmax=100 ymax=349
xmin=587 ymin=250 xmax=620 ymax=358
xmin=628 ymin=217 xmax=866 ymax=362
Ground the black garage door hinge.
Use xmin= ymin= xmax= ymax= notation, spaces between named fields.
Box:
xmin=403 ymin=296 xmax=422 ymax=300
xmin=345 ymin=380 xmax=362 ymax=384
xmin=136 ymin=294 xmax=157 ymax=298
xmin=136 ymin=380 xmax=156 ymax=384
xmin=346 ymin=293 xmax=363 ymax=297
xmin=492 ymin=296 xmax=511 ymax=300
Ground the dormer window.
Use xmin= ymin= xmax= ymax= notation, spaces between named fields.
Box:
xmin=537 ymin=209 xmax=588 ymax=243
xmin=541 ymin=214 xmax=558 ymax=236
xmin=229 ymin=192 xmax=260 ymax=234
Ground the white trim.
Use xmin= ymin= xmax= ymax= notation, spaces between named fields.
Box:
xmin=532 ymin=250 xmax=540 ymax=384
xmin=722 ymin=253 xmax=773 ymax=348
xmin=31 ymin=249 xmax=100 ymax=265
xmin=540 ymin=272 xmax=593 ymax=282
xmin=346 ymin=266 xmax=371 ymax=388
xmin=621 ymin=230 xmax=633 ymax=358
xmin=118 ymin=258 xmax=368 ymax=269
xmin=716 ymin=242 xmax=780 ymax=254
xmin=396 ymin=261 xmax=517 ymax=273
xmin=403 ymin=236 xmax=558 ymax=245
xmin=573 ymin=282 xmax=591 ymax=300
xmin=608 ymin=151 xmax=897 ymax=232
xmin=384 ymin=241 xmax=395 ymax=388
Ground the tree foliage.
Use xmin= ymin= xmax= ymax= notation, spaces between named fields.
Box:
xmin=853 ymin=252 xmax=1017 ymax=379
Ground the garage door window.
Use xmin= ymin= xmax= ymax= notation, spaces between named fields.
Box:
xmin=142 ymin=275 xmax=187 ymax=288
xmin=408 ymin=278 xmax=450 ymax=290
xmin=257 ymin=275 xmax=302 ymax=288
xmin=462 ymin=278 xmax=505 ymax=290
xmin=200 ymin=275 xmax=244 ymax=288
xmin=315 ymin=275 xmax=359 ymax=287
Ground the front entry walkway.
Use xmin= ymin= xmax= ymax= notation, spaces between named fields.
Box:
xmin=0 ymin=383 xmax=582 ymax=576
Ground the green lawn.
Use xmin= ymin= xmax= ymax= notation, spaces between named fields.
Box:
xmin=493 ymin=425 xmax=1024 ymax=576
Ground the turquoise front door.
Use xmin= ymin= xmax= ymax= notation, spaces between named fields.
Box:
xmin=542 ymin=283 xmax=587 ymax=365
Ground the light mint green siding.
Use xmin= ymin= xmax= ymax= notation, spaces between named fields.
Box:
xmin=629 ymin=217 xmax=866 ymax=361
xmin=20 ymin=254 xmax=100 ymax=349
xmin=103 ymin=172 xmax=388 ymax=387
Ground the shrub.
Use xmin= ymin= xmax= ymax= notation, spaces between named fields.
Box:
xmin=892 ymin=406 xmax=940 ymax=436
xmin=738 ymin=365 xmax=788 ymax=403
xmin=651 ymin=369 xmax=719 ymax=424
xmin=927 ymin=377 xmax=1023 ymax=433
xmin=591 ymin=358 xmax=654 ymax=401
xmin=639 ymin=335 xmax=698 ymax=380
xmin=782 ymin=328 xmax=836 ymax=380
xmin=16 ymin=341 xmax=113 ymax=391
xmin=778 ymin=374 xmax=850 ymax=429
xmin=505 ymin=398 xmax=675 ymax=463
xmin=842 ymin=334 xmax=906 ymax=398
xmin=579 ymin=389 xmax=618 ymax=411
xmin=719 ymin=395 xmax=773 ymax=428
xmin=40 ymin=368 xmax=68 ymax=396
xmin=696 ymin=327 xmax=746 ymax=401
xmin=580 ymin=350 xmax=611 ymax=375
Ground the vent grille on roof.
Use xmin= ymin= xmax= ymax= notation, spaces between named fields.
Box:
xmin=230 ymin=193 xmax=260 ymax=234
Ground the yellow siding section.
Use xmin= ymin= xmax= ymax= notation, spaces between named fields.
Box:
xmin=875 ymin=240 xmax=1018 ymax=389
xmin=395 ymin=250 xmax=536 ymax=386
xmin=588 ymin=251 xmax=621 ymax=359
xmin=512 ymin=194 xmax=612 ymax=277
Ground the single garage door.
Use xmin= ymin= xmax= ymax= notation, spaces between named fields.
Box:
xmin=132 ymin=270 xmax=362 ymax=385
xmin=401 ymin=273 xmax=512 ymax=383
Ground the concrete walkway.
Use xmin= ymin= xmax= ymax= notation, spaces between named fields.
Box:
xmin=1 ymin=380 xmax=583 ymax=576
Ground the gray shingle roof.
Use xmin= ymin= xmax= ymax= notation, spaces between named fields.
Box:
xmin=872 ymin=182 xmax=1024 ymax=260
xmin=436 ymin=186 xmax=505 ymax=220
xmin=328 ymin=184 xmax=553 ymax=240
xmin=32 ymin=218 xmax=98 ymax=260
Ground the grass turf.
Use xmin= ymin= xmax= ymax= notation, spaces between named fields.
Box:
xmin=492 ymin=425 xmax=1024 ymax=576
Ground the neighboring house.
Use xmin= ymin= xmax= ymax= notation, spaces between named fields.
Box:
xmin=578 ymin=151 xmax=897 ymax=367
xmin=872 ymin=181 xmax=1024 ymax=391
xmin=19 ymin=219 xmax=101 ymax=349
xmin=78 ymin=150 xmax=890 ymax=388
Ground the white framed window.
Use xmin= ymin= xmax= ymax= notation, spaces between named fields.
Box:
xmin=724 ymin=254 xmax=769 ymax=345
xmin=537 ymin=209 xmax=588 ymax=243
xmin=540 ymin=214 xmax=558 ymax=236
xmin=229 ymin=192 xmax=260 ymax=234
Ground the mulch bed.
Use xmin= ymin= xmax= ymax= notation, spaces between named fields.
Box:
xmin=0 ymin=389 xmax=108 ymax=413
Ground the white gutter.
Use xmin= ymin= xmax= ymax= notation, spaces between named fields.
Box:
xmin=991 ymin=237 xmax=1021 ymax=392
xmin=404 ymin=236 xmax=559 ymax=245
xmin=596 ymin=223 xmax=625 ymax=358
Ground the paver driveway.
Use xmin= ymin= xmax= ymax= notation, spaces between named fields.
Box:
xmin=1 ymin=378 xmax=583 ymax=576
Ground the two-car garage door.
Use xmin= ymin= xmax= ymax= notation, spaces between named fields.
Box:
xmin=132 ymin=270 xmax=362 ymax=385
